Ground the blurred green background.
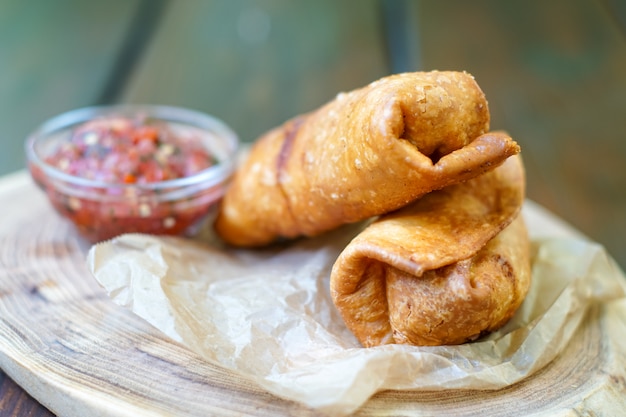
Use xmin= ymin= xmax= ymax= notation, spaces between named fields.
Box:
xmin=1 ymin=0 xmax=625 ymax=269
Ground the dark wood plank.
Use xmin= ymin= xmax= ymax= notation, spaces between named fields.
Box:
xmin=0 ymin=373 xmax=54 ymax=417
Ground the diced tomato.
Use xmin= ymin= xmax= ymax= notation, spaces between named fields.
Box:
xmin=132 ymin=126 xmax=160 ymax=144
xmin=123 ymin=173 xmax=137 ymax=183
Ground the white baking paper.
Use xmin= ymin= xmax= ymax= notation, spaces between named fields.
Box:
xmin=87 ymin=202 xmax=626 ymax=415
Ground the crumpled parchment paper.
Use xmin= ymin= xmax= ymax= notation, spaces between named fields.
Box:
xmin=87 ymin=202 xmax=626 ymax=416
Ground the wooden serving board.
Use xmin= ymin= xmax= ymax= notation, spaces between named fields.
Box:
xmin=0 ymin=171 xmax=625 ymax=417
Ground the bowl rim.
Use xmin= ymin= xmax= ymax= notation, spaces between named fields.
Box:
xmin=25 ymin=104 xmax=239 ymax=192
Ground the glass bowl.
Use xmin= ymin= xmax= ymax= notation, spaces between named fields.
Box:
xmin=25 ymin=104 xmax=239 ymax=243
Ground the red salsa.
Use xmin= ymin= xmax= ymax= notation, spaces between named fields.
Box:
xmin=45 ymin=116 xmax=214 ymax=183
xmin=31 ymin=115 xmax=225 ymax=242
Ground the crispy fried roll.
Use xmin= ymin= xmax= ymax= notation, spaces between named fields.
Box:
xmin=215 ymin=71 xmax=520 ymax=246
xmin=330 ymin=155 xmax=530 ymax=347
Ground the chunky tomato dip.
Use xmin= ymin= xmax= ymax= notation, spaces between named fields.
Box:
xmin=45 ymin=116 xmax=214 ymax=184
xmin=30 ymin=114 xmax=227 ymax=242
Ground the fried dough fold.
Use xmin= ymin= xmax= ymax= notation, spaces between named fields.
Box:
xmin=215 ymin=71 xmax=520 ymax=246
xmin=330 ymin=155 xmax=530 ymax=347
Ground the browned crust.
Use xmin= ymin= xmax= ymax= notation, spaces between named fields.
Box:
xmin=330 ymin=155 xmax=530 ymax=347
xmin=215 ymin=71 xmax=519 ymax=247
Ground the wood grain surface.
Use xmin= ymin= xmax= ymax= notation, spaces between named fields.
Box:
xmin=0 ymin=172 xmax=625 ymax=416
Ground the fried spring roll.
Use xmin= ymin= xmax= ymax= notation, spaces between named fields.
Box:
xmin=215 ymin=71 xmax=520 ymax=246
xmin=330 ymin=155 xmax=530 ymax=347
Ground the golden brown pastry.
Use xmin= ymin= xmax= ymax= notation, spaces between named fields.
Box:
xmin=215 ymin=71 xmax=520 ymax=247
xmin=330 ymin=155 xmax=530 ymax=347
